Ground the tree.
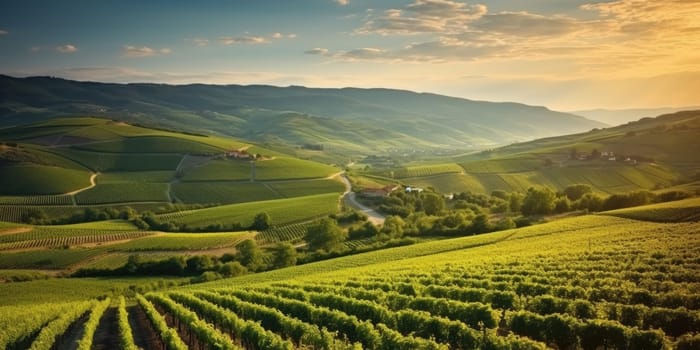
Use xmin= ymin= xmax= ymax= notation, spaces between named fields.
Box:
xmin=250 ymin=212 xmax=271 ymax=230
xmin=521 ymin=187 xmax=556 ymax=215
xmin=348 ymin=221 xmax=379 ymax=240
xmin=563 ymin=184 xmax=592 ymax=201
xmin=381 ymin=215 xmax=406 ymax=238
xmin=421 ymin=192 xmax=445 ymax=215
xmin=271 ymin=242 xmax=297 ymax=268
xmin=305 ymin=218 xmax=346 ymax=252
xmin=218 ymin=261 xmax=246 ymax=277
xmin=185 ymin=255 xmax=213 ymax=274
xmin=509 ymin=192 xmax=524 ymax=213
xmin=237 ymin=239 xmax=265 ymax=271
xmin=470 ymin=214 xmax=491 ymax=234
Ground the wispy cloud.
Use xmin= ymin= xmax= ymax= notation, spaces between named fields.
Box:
xmin=56 ymin=44 xmax=78 ymax=53
xmin=0 ymin=29 xmax=8 ymax=36
xmin=322 ymin=0 xmax=700 ymax=80
xmin=219 ymin=35 xmax=267 ymax=45
xmin=304 ymin=48 xmax=330 ymax=55
xmin=122 ymin=45 xmax=172 ymax=58
xmin=335 ymin=0 xmax=349 ymax=5
xmin=186 ymin=38 xmax=210 ymax=47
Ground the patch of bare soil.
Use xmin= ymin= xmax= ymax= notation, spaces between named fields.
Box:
xmin=92 ymin=307 xmax=120 ymax=350
xmin=52 ymin=311 xmax=90 ymax=350
xmin=128 ymin=304 xmax=163 ymax=350
xmin=0 ymin=227 xmax=32 ymax=236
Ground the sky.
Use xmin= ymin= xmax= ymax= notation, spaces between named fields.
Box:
xmin=0 ymin=0 xmax=699 ymax=111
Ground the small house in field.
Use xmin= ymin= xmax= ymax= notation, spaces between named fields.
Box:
xmin=227 ymin=150 xmax=250 ymax=159
xmin=360 ymin=184 xmax=400 ymax=197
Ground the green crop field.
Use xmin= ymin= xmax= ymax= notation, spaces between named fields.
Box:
xmin=158 ymin=193 xmax=340 ymax=229
xmin=134 ymin=213 xmax=697 ymax=349
xmin=0 ymin=164 xmax=91 ymax=195
xmin=75 ymin=183 xmax=170 ymax=204
xmin=400 ymin=163 xmax=678 ymax=195
xmin=254 ymin=157 xmax=338 ymax=180
xmin=49 ymin=148 xmax=183 ymax=171
xmin=110 ymin=232 xmax=254 ymax=251
xmin=370 ymin=163 xmax=463 ymax=179
xmin=603 ymin=197 xmax=700 ymax=222
xmin=0 ymin=194 xmax=73 ymax=205
xmin=172 ymin=181 xmax=279 ymax=204
xmin=0 ymin=248 xmax=105 ymax=269
xmin=180 ymin=159 xmax=252 ymax=181
xmin=74 ymin=136 xmax=225 ymax=154
xmin=266 ymin=178 xmax=345 ymax=198
xmin=97 ymin=171 xmax=175 ymax=183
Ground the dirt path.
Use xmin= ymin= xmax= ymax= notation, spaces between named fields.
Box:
xmin=340 ymin=173 xmax=386 ymax=226
xmin=0 ymin=227 xmax=32 ymax=236
xmin=65 ymin=172 xmax=98 ymax=196
xmin=92 ymin=307 xmax=120 ymax=350
xmin=128 ymin=304 xmax=162 ymax=350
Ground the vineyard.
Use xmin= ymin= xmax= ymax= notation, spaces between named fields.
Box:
xmin=0 ymin=195 xmax=73 ymax=206
xmin=158 ymin=193 xmax=340 ymax=230
xmin=1 ymin=212 xmax=697 ymax=349
xmin=0 ymin=231 xmax=154 ymax=251
xmin=75 ymin=183 xmax=170 ymax=204
xmin=255 ymin=222 xmax=311 ymax=245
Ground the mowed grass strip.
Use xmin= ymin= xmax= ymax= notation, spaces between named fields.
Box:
xmin=0 ymin=164 xmax=91 ymax=195
xmin=159 ymin=193 xmax=340 ymax=229
xmin=50 ymin=148 xmax=182 ymax=171
xmin=75 ymin=183 xmax=169 ymax=204
xmin=73 ymin=136 xmax=225 ymax=154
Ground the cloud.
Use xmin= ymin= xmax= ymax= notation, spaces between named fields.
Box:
xmin=304 ymin=48 xmax=330 ymax=55
xmin=0 ymin=30 xmax=7 ymax=35
xmin=335 ymin=0 xmax=349 ymax=5
xmin=271 ymin=32 xmax=297 ymax=39
xmin=56 ymin=44 xmax=78 ymax=53
xmin=473 ymin=12 xmax=579 ymax=37
xmin=219 ymin=36 xmax=267 ymax=45
xmin=358 ymin=0 xmax=487 ymax=35
xmin=122 ymin=45 xmax=172 ymax=57
xmin=187 ymin=38 xmax=210 ymax=47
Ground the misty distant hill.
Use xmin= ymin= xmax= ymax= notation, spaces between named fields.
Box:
xmin=0 ymin=75 xmax=605 ymax=157
xmin=572 ymin=107 xmax=700 ymax=126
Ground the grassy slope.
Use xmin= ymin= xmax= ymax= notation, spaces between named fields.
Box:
xmin=382 ymin=111 xmax=700 ymax=194
xmin=194 ymin=213 xmax=699 ymax=289
xmin=602 ymin=197 xmax=700 ymax=222
xmin=0 ymin=165 xmax=91 ymax=195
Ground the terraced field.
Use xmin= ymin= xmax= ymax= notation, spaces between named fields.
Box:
xmin=400 ymin=162 xmax=678 ymax=194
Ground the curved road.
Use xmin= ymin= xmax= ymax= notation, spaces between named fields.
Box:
xmin=339 ymin=173 xmax=386 ymax=226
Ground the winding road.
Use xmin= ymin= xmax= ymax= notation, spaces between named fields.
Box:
xmin=339 ymin=173 xmax=386 ymax=226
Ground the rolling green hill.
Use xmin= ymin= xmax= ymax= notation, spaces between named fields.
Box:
xmin=363 ymin=110 xmax=700 ymax=195
xmin=0 ymin=75 xmax=605 ymax=159
xmin=0 ymin=117 xmax=344 ymax=225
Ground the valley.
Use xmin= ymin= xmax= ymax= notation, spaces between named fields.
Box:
xmin=0 ymin=80 xmax=698 ymax=350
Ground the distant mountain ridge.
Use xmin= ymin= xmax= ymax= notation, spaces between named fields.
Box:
xmin=0 ymin=75 xmax=605 ymax=158
xmin=572 ymin=106 xmax=700 ymax=125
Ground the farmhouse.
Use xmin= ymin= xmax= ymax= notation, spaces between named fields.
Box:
xmin=227 ymin=150 xmax=250 ymax=159
xmin=360 ymin=184 xmax=400 ymax=197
